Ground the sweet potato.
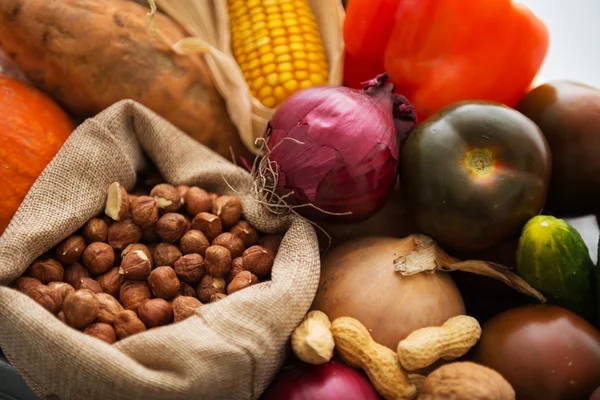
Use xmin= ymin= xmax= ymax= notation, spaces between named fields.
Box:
xmin=0 ymin=0 xmax=251 ymax=161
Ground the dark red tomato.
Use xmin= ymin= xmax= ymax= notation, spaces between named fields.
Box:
xmin=474 ymin=305 xmax=600 ymax=400
xmin=517 ymin=81 xmax=600 ymax=217
xmin=400 ymin=101 xmax=551 ymax=251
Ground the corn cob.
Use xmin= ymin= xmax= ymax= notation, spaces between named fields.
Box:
xmin=227 ymin=0 xmax=329 ymax=109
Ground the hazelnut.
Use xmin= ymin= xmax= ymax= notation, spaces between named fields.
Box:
xmin=141 ymin=225 xmax=161 ymax=243
xmin=104 ymin=182 xmax=129 ymax=221
xmin=64 ymin=262 xmax=91 ymax=289
xmin=16 ymin=276 xmax=42 ymax=291
xmin=119 ymin=250 xmax=152 ymax=280
xmin=138 ymin=298 xmax=174 ymax=327
xmin=84 ymin=322 xmax=116 ymax=344
xmin=55 ymin=235 xmax=87 ymax=265
xmin=190 ymin=212 xmax=222 ymax=241
xmin=156 ymin=213 xmax=189 ymax=243
xmin=79 ymin=277 xmax=103 ymax=294
xmin=129 ymin=196 xmax=159 ymax=228
xmin=16 ymin=278 xmax=61 ymax=314
xmin=179 ymin=230 xmax=210 ymax=256
xmin=173 ymin=254 xmax=205 ymax=284
xmin=63 ymin=289 xmax=100 ymax=328
xmin=210 ymin=293 xmax=227 ymax=303
xmin=119 ymin=280 xmax=151 ymax=312
xmin=57 ymin=311 xmax=65 ymax=323
xmin=227 ymin=271 xmax=259 ymax=294
xmin=178 ymin=282 xmax=198 ymax=298
xmin=205 ymin=245 xmax=232 ymax=278
xmin=114 ymin=310 xmax=146 ymax=340
xmin=108 ymin=219 xmax=142 ymax=250
xmin=27 ymin=258 xmax=64 ymax=284
xmin=177 ymin=185 xmax=190 ymax=200
xmin=230 ymin=220 xmax=259 ymax=248
xmin=212 ymin=195 xmax=242 ymax=227
xmin=212 ymin=232 xmax=246 ymax=258
xmin=47 ymin=281 xmax=75 ymax=309
xmin=196 ymin=275 xmax=226 ymax=303
xmin=172 ymin=296 xmax=202 ymax=322
xmin=185 ymin=187 xmax=213 ymax=216
xmin=96 ymin=267 xmax=123 ymax=297
xmin=82 ymin=218 xmax=109 ymax=243
xmin=258 ymin=234 xmax=284 ymax=257
xmin=148 ymin=266 xmax=181 ymax=299
xmin=150 ymin=183 xmax=181 ymax=212
xmin=95 ymin=293 xmax=124 ymax=324
xmin=226 ymin=257 xmax=245 ymax=284
xmin=208 ymin=193 xmax=219 ymax=202
xmin=121 ymin=243 xmax=153 ymax=265
xmin=152 ymin=243 xmax=182 ymax=267
xmin=242 ymin=246 xmax=274 ymax=278
xmin=82 ymin=242 xmax=115 ymax=275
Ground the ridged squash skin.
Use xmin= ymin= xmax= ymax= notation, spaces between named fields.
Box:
xmin=516 ymin=215 xmax=596 ymax=323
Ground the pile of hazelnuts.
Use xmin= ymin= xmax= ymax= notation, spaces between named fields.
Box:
xmin=15 ymin=180 xmax=281 ymax=344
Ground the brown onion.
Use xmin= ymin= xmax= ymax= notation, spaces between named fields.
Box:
xmin=311 ymin=236 xmax=465 ymax=350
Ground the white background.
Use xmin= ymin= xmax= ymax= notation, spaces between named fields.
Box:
xmin=520 ymin=0 xmax=600 ymax=260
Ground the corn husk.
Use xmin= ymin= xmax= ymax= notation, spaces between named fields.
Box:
xmin=151 ymin=0 xmax=345 ymax=155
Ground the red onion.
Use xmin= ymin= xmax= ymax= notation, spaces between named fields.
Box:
xmin=261 ymin=73 xmax=416 ymax=223
xmin=261 ymin=359 xmax=381 ymax=400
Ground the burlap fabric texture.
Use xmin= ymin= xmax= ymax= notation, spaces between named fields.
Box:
xmin=0 ymin=100 xmax=321 ymax=400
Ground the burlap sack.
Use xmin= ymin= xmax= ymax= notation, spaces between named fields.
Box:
xmin=152 ymin=0 xmax=345 ymax=154
xmin=0 ymin=100 xmax=321 ymax=400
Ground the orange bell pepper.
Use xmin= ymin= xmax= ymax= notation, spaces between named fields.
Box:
xmin=344 ymin=0 xmax=549 ymax=122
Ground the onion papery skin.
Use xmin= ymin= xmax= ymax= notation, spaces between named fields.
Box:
xmin=264 ymin=74 xmax=416 ymax=223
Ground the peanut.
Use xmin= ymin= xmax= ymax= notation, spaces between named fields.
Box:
xmin=397 ymin=315 xmax=481 ymax=371
xmin=331 ymin=317 xmax=416 ymax=400
xmin=409 ymin=374 xmax=426 ymax=393
xmin=291 ymin=310 xmax=334 ymax=365
xmin=418 ymin=362 xmax=515 ymax=400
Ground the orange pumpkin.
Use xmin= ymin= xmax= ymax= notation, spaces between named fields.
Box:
xmin=0 ymin=74 xmax=75 ymax=236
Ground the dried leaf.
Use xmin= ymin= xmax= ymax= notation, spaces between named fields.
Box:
xmin=393 ymin=234 xmax=546 ymax=302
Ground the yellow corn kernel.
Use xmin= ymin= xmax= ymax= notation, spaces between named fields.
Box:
xmin=278 ymin=62 xmax=293 ymax=73
xmin=300 ymin=80 xmax=313 ymax=89
xmin=280 ymin=72 xmax=294 ymax=83
xmin=228 ymin=0 xmax=329 ymax=108
xmin=283 ymin=79 xmax=299 ymax=93
xmin=292 ymin=51 xmax=307 ymax=60
xmin=262 ymin=63 xmax=276 ymax=74
xmin=295 ymin=70 xmax=309 ymax=80
xmin=293 ymin=60 xmax=308 ymax=70
xmin=276 ymin=54 xmax=292 ymax=63
xmin=273 ymin=86 xmax=287 ymax=103
xmin=273 ymin=45 xmax=289 ymax=55
xmin=272 ymin=37 xmax=288 ymax=46
xmin=266 ymin=73 xmax=279 ymax=86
